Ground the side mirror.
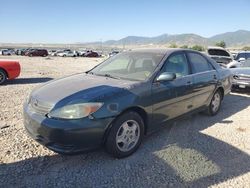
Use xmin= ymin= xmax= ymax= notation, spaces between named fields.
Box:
xmin=156 ymin=72 xmax=176 ymax=82
xmin=238 ymin=57 xmax=246 ymax=62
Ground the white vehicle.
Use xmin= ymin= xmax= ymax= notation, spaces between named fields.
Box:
xmin=1 ymin=49 xmax=15 ymax=55
xmin=234 ymin=51 xmax=250 ymax=63
xmin=57 ymin=51 xmax=77 ymax=57
xmin=48 ymin=50 xmax=57 ymax=56
xmin=78 ymin=50 xmax=87 ymax=56
xmin=207 ymin=46 xmax=241 ymax=68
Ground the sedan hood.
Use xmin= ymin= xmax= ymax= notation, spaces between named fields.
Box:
xmin=230 ymin=68 xmax=250 ymax=76
xmin=31 ymin=73 xmax=135 ymax=106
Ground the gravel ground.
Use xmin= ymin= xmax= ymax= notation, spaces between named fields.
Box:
xmin=0 ymin=56 xmax=250 ymax=188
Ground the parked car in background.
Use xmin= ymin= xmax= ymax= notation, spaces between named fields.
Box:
xmin=109 ymin=51 xmax=119 ymax=57
xmin=25 ymin=49 xmax=48 ymax=57
xmin=78 ymin=50 xmax=87 ymax=56
xmin=1 ymin=49 xmax=15 ymax=56
xmin=0 ymin=59 xmax=21 ymax=84
xmin=57 ymin=51 xmax=78 ymax=57
xmin=15 ymin=49 xmax=25 ymax=55
xmin=22 ymin=48 xmax=35 ymax=56
xmin=83 ymin=51 xmax=99 ymax=57
xmin=234 ymin=51 xmax=250 ymax=63
xmin=207 ymin=46 xmax=241 ymax=68
xmin=48 ymin=50 xmax=57 ymax=56
xmin=24 ymin=49 xmax=232 ymax=158
xmin=50 ymin=50 xmax=62 ymax=56
xmin=231 ymin=59 xmax=250 ymax=90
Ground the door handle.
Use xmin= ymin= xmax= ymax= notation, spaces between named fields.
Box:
xmin=213 ymin=75 xmax=217 ymax=80
xmin=186 ymin=81 xmax=192 ymax=85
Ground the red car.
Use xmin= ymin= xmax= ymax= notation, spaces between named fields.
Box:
xmin=0 ymin=60 xmax=21 ymax=84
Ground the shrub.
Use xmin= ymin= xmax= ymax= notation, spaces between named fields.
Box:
xmin=242 ymin=46 xmax=250 ymax=51
xmin=215 ymin=41 xmax=226 ymax=48
xmin=191 ymin=45 xmax=205 ymax=51
xmin=169 ymin=43 xmax=178 ymax=48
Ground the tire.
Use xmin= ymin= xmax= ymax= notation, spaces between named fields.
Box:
xmin=206 ymin=90 xmax=222 ymax=116
xmin=105 ymin=111 xmax=144 ymax=158
xmin=0 ymin=69 xmax=7 ymax=85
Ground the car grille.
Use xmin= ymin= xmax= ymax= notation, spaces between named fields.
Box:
xmin=28 ymin=97 xmax=53 ymax=115
xmin=233 ymin=75 xmax=250 ymax=82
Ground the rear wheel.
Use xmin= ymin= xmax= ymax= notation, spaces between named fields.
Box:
xmin=105 ymin=111 xmax=144 ymax=158
xmin=207 ymin=90 xmax=222 ymax=116
xmin=0 ymin=69 xmax=7 ymax=85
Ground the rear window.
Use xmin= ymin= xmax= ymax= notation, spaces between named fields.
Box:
xmin=235 ymin=53 xmax=246 ymax=60
xmin=208 ymin=49 xmax=230 ymax=57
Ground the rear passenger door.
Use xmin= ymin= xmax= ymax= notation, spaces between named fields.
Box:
xmin=187 ymin=52 xmax=217 ymax=109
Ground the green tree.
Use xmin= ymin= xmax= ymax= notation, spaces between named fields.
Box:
xmin=169 ymin=43 xmax=178 ymax=48
xmin=191 ymin=45 xmax=205 ymax=51
xmin=215 ymin=41 xmax=226 ymax=48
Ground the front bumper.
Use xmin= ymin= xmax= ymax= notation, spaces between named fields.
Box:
xmin=232 ymin=81 xmax=250 ymax=89
xmin=23 ymin=103 xmax=114 ymax=154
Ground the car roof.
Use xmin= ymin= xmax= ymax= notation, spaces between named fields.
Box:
xmin=129 ymin=48 xmax=198 ymax=55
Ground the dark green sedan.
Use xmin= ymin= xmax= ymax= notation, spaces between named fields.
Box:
xmin=23 ymin=49 xmax=232 ymax=158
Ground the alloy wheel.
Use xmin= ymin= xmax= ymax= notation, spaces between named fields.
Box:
xmin=211 ymin=92 xmax=221 ymax=113
xmin=116 ymin=120 xmax=140 ymax=152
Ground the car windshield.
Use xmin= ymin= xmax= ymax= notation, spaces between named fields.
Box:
xmin=89 ymin=51 xmax=165 ymax=81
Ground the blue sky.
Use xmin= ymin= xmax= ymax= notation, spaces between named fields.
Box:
xmin=0 ymin=0 xmax=250 ymax=43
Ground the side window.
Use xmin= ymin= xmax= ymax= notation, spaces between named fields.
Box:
xmin=162 ymin=53 xmax=189 ymax=78
xmin=188 ymin=52 xmax=213 ymax=73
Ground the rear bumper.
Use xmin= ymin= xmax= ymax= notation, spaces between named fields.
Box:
xmin=23 ymin=103 xmax=114 ymax=154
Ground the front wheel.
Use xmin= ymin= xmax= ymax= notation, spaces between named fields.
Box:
xmin=207 ymin=90 xmax=222 ymax=116
xmin=105 ymin=111 xmax=144 ymax=158
xmin=0 ymin=69 xmax=7 ymax=85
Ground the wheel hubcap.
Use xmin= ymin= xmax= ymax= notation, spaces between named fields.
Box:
xmin=116 ymin=120 xmax=140 ymax=152
xmin=211 ymin=93 xmax=221 ymax=112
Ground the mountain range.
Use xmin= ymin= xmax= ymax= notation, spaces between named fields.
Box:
xmin=87 ymin=30 xmax=250 ymax=47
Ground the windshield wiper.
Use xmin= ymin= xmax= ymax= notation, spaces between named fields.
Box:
xmin=103 ymin=74 xmax=120 ymax=80
xmin=88 ymin=72 xmax=120 ymax=79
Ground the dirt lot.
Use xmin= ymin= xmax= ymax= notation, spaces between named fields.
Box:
xmin=0 ymin=56 xmax=250 ymax=188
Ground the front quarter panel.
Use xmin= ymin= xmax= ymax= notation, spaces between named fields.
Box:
xmin=92 ymin=82 xmax=152 ymax=120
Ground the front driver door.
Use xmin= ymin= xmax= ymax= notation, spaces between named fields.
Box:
xmin=151 ymin=52 xmax=194 ymax=127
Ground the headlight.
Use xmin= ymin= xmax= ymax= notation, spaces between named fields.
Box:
xmin=48 ymin=103 xmax=103 ymax=119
